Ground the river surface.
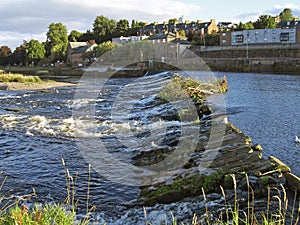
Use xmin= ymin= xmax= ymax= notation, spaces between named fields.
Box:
xmin=217 ymin=72 xmax=300 ymax=177
xmin=0 ymin=71 xmax=299 ymax=218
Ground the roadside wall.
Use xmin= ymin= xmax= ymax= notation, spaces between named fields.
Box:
xmin=193 ymin=47 xmax=300 ymax=74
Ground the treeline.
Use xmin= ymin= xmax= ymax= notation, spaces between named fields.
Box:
xmin=0 ymin=15 xmax=146 ymax=66
xmin=235 ymin=8 xmax=295 ymax=30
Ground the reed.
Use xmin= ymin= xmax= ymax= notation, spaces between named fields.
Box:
xmin=1 ymin=162 xmax=299 ymax=225
xmin=143 ymin=173 xmax=300 ymax=225
xmin=0 ymin=159 xmax=93 ymax=225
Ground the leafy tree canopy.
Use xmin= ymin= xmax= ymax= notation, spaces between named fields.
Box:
xmin=93 ymin=15 xmax=117 ymax=43
xmin=168 ymin=18 xmax=179 ymax=25
xmin=254 ymin=15 xmax=277 ymax=29
xmin=116 ymin=19 xmax=129 ymax=35
xmin=94 ymin=41 xmax=119 ymax=57
xmin=279 ymin=8 xmax=294 ymax=21
xmin=26 ymin=39 xmax=46 ymax=63
xmin=0 ymin=46 xmax=11 ymax=57
xmin=68 ymin=30 xmax=83 ymax=42
xmin=46 ymin=22 xmax=68 ymax=61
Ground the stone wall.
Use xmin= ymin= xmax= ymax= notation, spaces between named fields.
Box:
xmin=192 ymin=47 xmax=300 ymax=74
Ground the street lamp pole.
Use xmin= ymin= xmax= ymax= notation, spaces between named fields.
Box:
xmin=246 ymin=33 xmax=249 ymax=59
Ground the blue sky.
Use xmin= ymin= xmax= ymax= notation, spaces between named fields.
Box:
xmin=0 ymin=0 xmax=299 ymax=50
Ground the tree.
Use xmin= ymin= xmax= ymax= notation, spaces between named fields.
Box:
xmin=93 ymin=15 xmax=117 ymax=43
xmin=11 ymin=41 xmax=27 ymax=65
xmin=138 ymin=21 xmax=146 ymax=27
xmin=254 ymin=15 xmax=277 ymax=29
xmin=46 ymin=22 xmax=68 ymax=61
xmin=205 ymin=33 xmax=220 ymax=46
xmin=68 ymin=30 xmax=83 ymax=42
xmin=243 ymin=21 xmax=254 ymax=30
xmin=0 ymin=46 xmax=11 ymax=57
xmin=178 ymin=30 xmax=186 ymax=38
xmin=93 ymin=41 xmax=118 ymax=57
xmin=131 ymin=19 xmax=139 ymax=29
xmin=116 ymin=19 xmax=129 ymax=36
xmin=0 ymin=45 xmax=12 ymax=66
xmin=80 ymin=30 xmax=95 ymax=42
xmin=279 ymin=8 xmax=293 ymax=21
xmin=26 ymin=39 xmax=45 ymax=64
xmin=168 ymin=18 xmax=179 ymax=25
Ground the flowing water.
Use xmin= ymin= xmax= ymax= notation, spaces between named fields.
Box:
xmin=0 ymin=71 xmax=299 ymax=219
xmin=219 ymin=72 xmax=300 ymax=176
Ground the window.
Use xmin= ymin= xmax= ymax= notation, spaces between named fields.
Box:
xmin=235 ymin=35 xmax=244 ymax=43
xmin=280 ymin=33 xmax=289 ymax=41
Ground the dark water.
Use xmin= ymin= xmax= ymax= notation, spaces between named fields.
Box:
xmin=217 ymin=72 xmax=300 ymax=176
xmin=0 ymin=71 xmax=299 ymax=217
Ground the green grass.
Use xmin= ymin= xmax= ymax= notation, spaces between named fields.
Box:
xmin=0 ymin=73 xmax=42 ymax=83
xmin=0 ymin=204 xmax=76 ymax=225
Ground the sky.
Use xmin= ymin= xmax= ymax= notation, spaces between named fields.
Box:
xmin=0 ymin=0 xmax=299 ymax=50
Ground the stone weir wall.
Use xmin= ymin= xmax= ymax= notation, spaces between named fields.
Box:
xmin=133 ymin=73 xmax=300 ymax=207
xmin=138 ymin=120 xmax=300 ymax=206
xmin=192 ymin=47 xmax=300 ymax=74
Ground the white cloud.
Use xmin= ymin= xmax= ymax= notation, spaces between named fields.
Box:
xmin=274 ymin=3 xmax=299 ymax=10
xmin=50 ymin=0 xmax=202 ymax=22
xmin=0 ymin=31 xmax=45 ymax=50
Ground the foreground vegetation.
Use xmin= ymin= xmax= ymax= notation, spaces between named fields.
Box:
xmin=1 ymin=161 xmax=299 ymax=225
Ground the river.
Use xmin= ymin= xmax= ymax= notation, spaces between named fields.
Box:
xmin=218 ymin=72 xmax=300 ymax=177
xmin=0 ymin=71 xmax=299 ymax=220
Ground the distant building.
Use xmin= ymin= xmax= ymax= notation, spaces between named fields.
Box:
xmin=147 ymin=32 xmax=192 ymax=62
xmin=277 ymin=19 xmax=300 ymax=29
xmin=220 ymin=27 xmax=300 ymax=46
xmin=217 ymin=22 xmax=237 ymax=31
xmin=147 ymin=32 xmax=177 ymax=43
xmin=140 ymin=19 xmax=219 ymax=36
xmin=111 ymin=35 xmax=149 ymax=44
xmin=67 ymin=41 xmax=97 ymax=66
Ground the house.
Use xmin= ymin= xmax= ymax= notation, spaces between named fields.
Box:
xmin=140 ymin=19 xmax=219 ymax=37
xmin=67 ymin=41 xmax=98 ymax=66
xmin=220 ymin=27 xmax=300 ymax=46
xmin=147 ymin=32 xmax=192 ymax=62
xmin=277 ymin=19 xmax=300 ymax=28
xmin=148 ymin=32 xmax=177 ymax=43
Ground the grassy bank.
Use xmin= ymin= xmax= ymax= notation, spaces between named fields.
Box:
xmin=0 ymin=72 xmax=43 ymax=83
xmin=0 ymin=71 xmax=77 ymax=90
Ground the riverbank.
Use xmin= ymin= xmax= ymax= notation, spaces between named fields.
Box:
xmin=0 ymin=71 xmax=77 ymax=90
xmin=0 ymin=81 xmax=77 ymax=90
